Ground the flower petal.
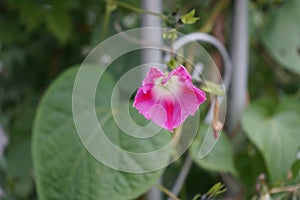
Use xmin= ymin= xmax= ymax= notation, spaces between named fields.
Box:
xmin=166 ymin=65 xmax=192 ymax=83
xmin=133 ymin=87 xmax=155 ymax=119
xmin=143 ymin=67 xmax=165 ymax=85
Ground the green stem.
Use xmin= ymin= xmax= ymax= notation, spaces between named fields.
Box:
xmin=101 ymin=2 xmax=112 ymax=40
xmin=199 ymin=0 xmax=230 ymax=33
xmin=108 ymin=0 xmax=168 ymax=20
xmin=156 ymin=184 xmax=181 ymax=200
xmin=168 ymin=23 xmax=180 ymax=69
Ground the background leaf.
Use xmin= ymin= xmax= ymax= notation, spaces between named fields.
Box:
xmin=32 ymin=66 xmax=172 ymax=200
xmin=242 ymin=97 xmax=300 ymax=184
xmin=189 ymin=124 xmax=237 ymax=175
xmin=260 ymin=0 xmax=300 ymax=75
xmin=45 ymin=8 xmax=71 ymax=44
xmin=234 ymin=138 xmax=268 ymax=193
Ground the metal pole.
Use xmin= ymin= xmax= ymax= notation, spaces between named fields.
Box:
xmin=141 ymin=1 xmax=163 ymax=200
xmin=141 ymin=0 xmax=163 ymax=67
xmin=227 ymin=0 xmax=249 ymax=133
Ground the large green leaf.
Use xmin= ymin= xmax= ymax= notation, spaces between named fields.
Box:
xmin=189 ymin=124 xmax=237 ymax=175
xmin=260 ymin=0 xmax=300 ymax=75
xmin=32 ymin=66 xmax=172 ymax=200
xmin=241 ymin=97 xmax=300 ymax=184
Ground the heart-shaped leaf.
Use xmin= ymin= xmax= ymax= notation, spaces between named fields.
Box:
xmin=32 ymin=66 xmax=172 ymax=200
xmin=242 ymin=97 xmax=300 ymax=183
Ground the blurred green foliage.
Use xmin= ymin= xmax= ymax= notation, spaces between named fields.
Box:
xmin=0 ymin=0 xmax=299 ymax=199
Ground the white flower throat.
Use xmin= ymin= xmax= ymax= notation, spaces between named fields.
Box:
xmin=152 ymin=75 xmax=182 ymax=99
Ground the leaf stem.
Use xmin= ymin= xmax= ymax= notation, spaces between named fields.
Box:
xmin=156 ymin=184 xmax=181 ymax=200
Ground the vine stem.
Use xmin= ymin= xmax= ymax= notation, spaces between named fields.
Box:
xmin=270 ymin=183 xmax=300 ymax=194
xmin=199 ymin=0 xmax=230 ymax=33
xmin=105 ymin=0 xmax=168 ymax=20
xmin=156 ymin=184 xmax=181 ymax=200
xmin=101 ymin=0 xmax=115 ymax=40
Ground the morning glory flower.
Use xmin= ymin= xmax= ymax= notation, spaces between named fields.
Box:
xmin=133 ymin=65 xmax=206 ymax=131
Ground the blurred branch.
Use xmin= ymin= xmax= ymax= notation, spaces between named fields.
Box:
xmin=270 ymin=183 xmax=300 ymax=194
xmin=167 ymin=154 xmax=193 ymax=200
xmin=101 ymin=1 xmax=114 ymax=40
xmin=199 ymin=0 xmax=230 ymax=33
xmin=255 ymin=174 xmax=300 ymax=199
xmin=48 ymin=48 xmax=62 ymax=77
xmin=113 ymin=21 xmax=168 ymax=50
xmin=105 ymin=0 xmax=168 ymax=20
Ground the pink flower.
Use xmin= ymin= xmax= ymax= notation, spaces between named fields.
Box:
xmin=133 ymin=66 xmax=206 ymax=131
